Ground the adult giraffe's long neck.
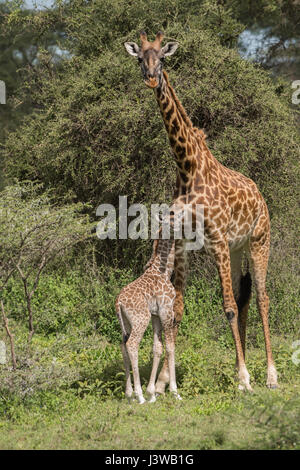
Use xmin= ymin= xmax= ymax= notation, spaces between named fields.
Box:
xmin=154 ymin=71 xmax=200 ymax=300
xmin=156 ymin=70 xmax=193 ymax=133
xmin=155 ymin=70 xmax=206 ymax=197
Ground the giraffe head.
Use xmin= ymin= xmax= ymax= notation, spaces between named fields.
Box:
xmin=124 ymin=31 xmax=178 ymax=89
xmin=156 ymin=206 xmax=185 ymax=239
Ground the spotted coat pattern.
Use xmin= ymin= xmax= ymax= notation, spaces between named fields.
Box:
xmin=124 ymin=32 xmax=278 ymax=392
xmin=115 ymin=234 xmax=180 ymax=403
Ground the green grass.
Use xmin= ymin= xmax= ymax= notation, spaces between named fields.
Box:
xmin=0 ymin=328 xmax=299 ymax=450
xmin=1 ymin=384 xmax=300 ymax=450
xmin=0 ymin=268 xmax=299 ymax=449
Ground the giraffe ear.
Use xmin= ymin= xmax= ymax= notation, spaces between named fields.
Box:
xmin=161 ymin=42 xmax=179 ymax=57
xmin=124 ymin=42 xmax=140 ymax=57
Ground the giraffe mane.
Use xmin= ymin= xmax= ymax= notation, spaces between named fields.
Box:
xmin=195 ymin=128 xmax=207 ymax=142
xmin=143 ymin=238 xmax=159 ymax=271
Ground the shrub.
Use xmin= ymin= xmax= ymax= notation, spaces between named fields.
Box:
xmin=0 ymin=181 xmax=93 ymax=344
xmin=1 ymin=0 xmax=299 ymax=353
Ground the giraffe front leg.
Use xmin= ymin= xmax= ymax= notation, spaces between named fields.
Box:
xmin=155 ymin=290 xmax=183 ymax=395
xmin=119 ymin=312 xmax=134 ymax=402
xmin=161 ymin=310 xmax=181 ymax=400
xmin=156 ymin=240 xmax=186 ymax=394
xmin=213 ymin=241 xmax=252 ymax=392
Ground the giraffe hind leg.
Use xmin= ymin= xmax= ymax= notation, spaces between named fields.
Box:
xmin=118 ymin=307 xmax=133 ymax=401
xmin=155 ymin=290 xmax=183 ymax=395
xmin=155 ymin=240 xmax=186 ymax=394
xmin=147 ymin=315 xmax=164 ymax=402
xmin=125 ymin=307 xmax=151 ymax=404
xmin=249 ymin=229 xmax=278 ymax=389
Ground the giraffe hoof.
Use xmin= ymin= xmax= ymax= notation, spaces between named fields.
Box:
xmin=172 ymin=391 xmax=182 ymax=400
xmin=137 ymin=395 xmax=146 ymax=404
xmin=267 ymin=383 xmax=278 ymax=390
xmin=148 ymin=395 xmax=156 ymax=403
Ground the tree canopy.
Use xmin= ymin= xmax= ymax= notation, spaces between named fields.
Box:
xmin=1 ymin=0 xmax=299 ymax=269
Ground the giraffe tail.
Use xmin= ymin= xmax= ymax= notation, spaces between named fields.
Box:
xmin=237 ymin=264 xmax=252 ymax=314
xmin=116 ymin=302 xmax=129 ymax=344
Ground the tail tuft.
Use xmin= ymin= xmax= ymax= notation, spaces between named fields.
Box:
xmin=116 ymin=303 xmax=130 ymax=344
xmin=123 ymin=333 xmax=129 ymax=344
xmin=237 ymin=271 xmax=252 ymax=314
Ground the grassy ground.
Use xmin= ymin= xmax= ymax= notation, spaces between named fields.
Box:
xmin=0 ymin=330 xmax=299 ymax=450
xmin=1 ymin=389 xmax=299 ymax=450
xmin=0 ymin=269 xmax=299 ymax=450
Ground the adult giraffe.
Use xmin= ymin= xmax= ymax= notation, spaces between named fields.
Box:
xmin=124 ymin=31 xmax=278 ymax=392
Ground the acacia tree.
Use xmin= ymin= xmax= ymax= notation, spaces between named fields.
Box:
xmin=0 ymin=181 xmax=94 ymax=350
xmin=1 ymin=0 xmax=299 ymax=308
xmin=232 ymin=0 xmax=300 ymax=78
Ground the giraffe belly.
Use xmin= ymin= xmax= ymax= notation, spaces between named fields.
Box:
xmin=228 ymin=234 xmax=250 ymax=252
xmin=202 ymin=223 xmax=252 ymax=254
xmin=227 ymin=222 xmax=254 ymax=251
xmin=226 ymin=204 xmax=260 ymax=251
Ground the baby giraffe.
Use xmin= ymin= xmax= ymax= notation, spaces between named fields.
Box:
xmin=115 ymin=211 xmax=183 ymax=404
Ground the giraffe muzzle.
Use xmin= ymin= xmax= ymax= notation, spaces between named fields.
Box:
xmin=145 ymin=77 xmax=159 ymax=88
